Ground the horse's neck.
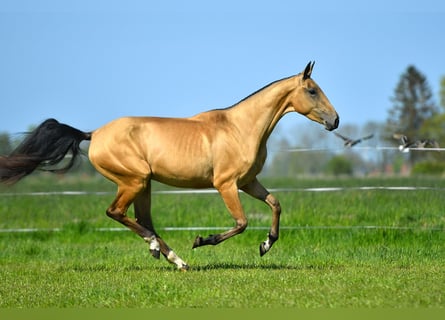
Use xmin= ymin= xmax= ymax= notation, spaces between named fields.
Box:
xmin=227 ymin=76 xmax=296 ymax=145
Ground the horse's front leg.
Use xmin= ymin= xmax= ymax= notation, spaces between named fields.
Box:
xmin=192 ymin=183 xmax=248 ymax=248
xmin=241 ymin=179 xmax=281 ymax=256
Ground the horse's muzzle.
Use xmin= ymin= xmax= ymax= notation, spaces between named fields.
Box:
xmin=325 ymin=114 xmax=339 ymax=131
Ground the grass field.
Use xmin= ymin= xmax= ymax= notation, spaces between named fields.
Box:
xmin=0 ymin=174 xmax=444 ymax=307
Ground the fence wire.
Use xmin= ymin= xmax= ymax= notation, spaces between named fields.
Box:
xmin=0 ymin=225 xmax=443 ymax=234
xmin=1 ymin=145 xmax=444 ymax=233
xmin=278 ymin=146 xmax=445 ymax=152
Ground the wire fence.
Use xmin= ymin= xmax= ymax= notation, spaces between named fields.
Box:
xmin=1 ymin=185 xmax=445 ymax=197
xmin=278 ymin=146 xmax=445 ymax=152
xmin=1 ymin=185 xmax=444 ymax=233
xmin=1 ymin=145 xmax=444 ymax=233
xmin=1 ymin=225 xmax=443 ymax=234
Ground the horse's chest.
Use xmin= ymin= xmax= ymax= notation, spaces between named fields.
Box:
xmin=239 ymin=147 xmax=267 ymax=177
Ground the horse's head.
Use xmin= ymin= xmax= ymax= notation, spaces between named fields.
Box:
xmin=290 ymin=61 xmax=339 ymax=131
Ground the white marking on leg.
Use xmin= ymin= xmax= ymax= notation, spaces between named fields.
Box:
xmin=263 ymin=238 xmax=271 ymax=252
xmin=144 ymin=236 xmax=160 ymax=252
xmin=167 ymin=250 xmax=188 ymax=270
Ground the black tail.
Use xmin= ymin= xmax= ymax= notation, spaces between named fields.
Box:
xmin=0 ymin=118 xmax=91 ymax=184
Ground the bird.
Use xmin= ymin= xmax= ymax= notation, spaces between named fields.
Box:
xmin=393 ymin=133 xmax=440 ymax=152
xmin=393 ymin=133 xmax=415 ymax=152
xmin=334 ymin=132 xmax=374 ymax=147
xmin=416 ymin=139 xmax=440 ymax=149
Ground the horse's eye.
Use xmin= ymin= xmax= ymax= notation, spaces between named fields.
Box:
xmin=307 ymin=88 xmax=317 ymax=96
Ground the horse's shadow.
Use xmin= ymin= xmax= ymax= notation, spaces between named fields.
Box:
xmin=60 ymin=260 xmax=343 ymax=273
xmin=198 ymin=262 xmax=291 ymax=271
xmin=149 ymin=262 xmax=344 ymax=272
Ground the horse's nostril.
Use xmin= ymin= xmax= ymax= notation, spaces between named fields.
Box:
xmin=334 ymin=115 xmax=340 ymax=128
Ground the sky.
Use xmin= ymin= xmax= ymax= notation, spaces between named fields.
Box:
xmin=1 ymin=1 xmax=445 ymax=140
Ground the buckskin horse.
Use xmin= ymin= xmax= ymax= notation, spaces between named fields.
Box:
xmin=0 ymin=62 xmax=339 ymax=270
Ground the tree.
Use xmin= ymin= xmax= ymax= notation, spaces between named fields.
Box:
xmin=417 ymin=75 xmax=445 ymax=165
xmin=324 ymin=155 xmax=353 ymax=176
xmin=386 ymin=65 xmax=438 ymax=164
xmin=422 ymin=75 xmax=445 ymax=136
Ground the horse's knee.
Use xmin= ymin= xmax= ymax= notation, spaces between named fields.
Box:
xmin=106 ymin=208 xmax=125 ymax=222
xmin=266 ymin=194 xmax=281 ymax=215
xmin=237 ymin=219 xmax=248 ymax=233
xmin=274 ymin=199 xmax=281 ymax=215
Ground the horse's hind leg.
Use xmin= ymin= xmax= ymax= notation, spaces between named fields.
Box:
xmin=105 ymin=183 xmax=156 ymax=241
xmin=133 ymin=182 xmax=160 ymax=258
xmin=134 ymin=181 xmax=189 ymax=270
xmin=241 ymin=179 xmax=281 ymax=256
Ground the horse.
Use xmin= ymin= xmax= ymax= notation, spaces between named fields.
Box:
xmin=0 ymin=61 xmax=339 ymax=270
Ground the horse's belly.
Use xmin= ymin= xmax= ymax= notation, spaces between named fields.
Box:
xmin=153 ymin=176 xmax=213 ymax=189
xmin=152 ymin=173 xmax=213 ymax=189
xmin=150 ymin=157 xmax=214 ymax=189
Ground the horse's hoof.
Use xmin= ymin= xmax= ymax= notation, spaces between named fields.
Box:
xmin=179 ymin=263 xmax=190 ymax=272
xmin=259 ymin=233 xmax=277 ymax=256
xmin=192 ymin=235 xmax=203 ymax=249
xmin=259 ymin=242 xmax=267 ymax=257
xmin=150 ymin=249 xmax=160 ymax=259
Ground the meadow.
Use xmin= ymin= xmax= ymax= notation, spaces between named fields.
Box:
xmin=0 ymin=174 xmax=444 ymax=308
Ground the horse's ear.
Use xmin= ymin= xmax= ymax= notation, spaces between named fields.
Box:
xmin=303 ymin=61 xmax=315 ymax=80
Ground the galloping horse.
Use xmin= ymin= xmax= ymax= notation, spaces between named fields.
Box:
xmin=0 ymin=62 xmax=339 ymax=270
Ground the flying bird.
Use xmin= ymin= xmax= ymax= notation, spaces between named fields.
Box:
xmin=393 ymin=133 xmax=414 ymax=152
xmin=334 ymin=132 xmax=374 ymax=147
xmin=393 ymin=133 xmax=440 ymax=152
xmin=416 ymin=139 xmax=440 ymax=149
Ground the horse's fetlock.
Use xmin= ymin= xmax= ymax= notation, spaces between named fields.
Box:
xmin=268 ymin=232 xmax=279 ymax=242
xmin=144 ymin=236 xmax=160 ymax=251
xmin=192 ymin=235 xmax=203 ymax=248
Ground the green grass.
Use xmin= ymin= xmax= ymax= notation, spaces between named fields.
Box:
xmin=0 ymin=174 xmax=444 ymax=307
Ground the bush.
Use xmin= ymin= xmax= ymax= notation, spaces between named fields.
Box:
xmin=324 ymin=155 xmax=353 ymax=176
xmin=412 ymin=161 xmax=445 ymax=175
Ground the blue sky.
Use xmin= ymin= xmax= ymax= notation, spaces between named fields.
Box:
xmin=1 ymin=1 xmax=445 ymax=138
